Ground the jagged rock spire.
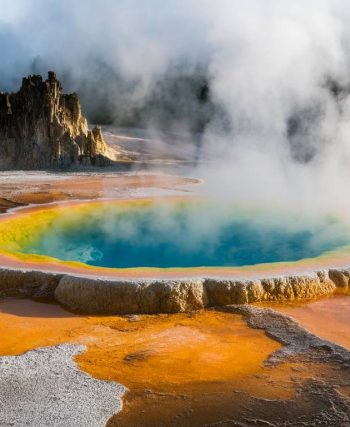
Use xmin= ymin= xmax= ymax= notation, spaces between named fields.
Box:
xmin=0 ymin=72 xmax=113 ymax=169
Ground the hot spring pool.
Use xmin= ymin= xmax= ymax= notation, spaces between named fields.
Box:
xmin=1 ymin=199 xmax=350 ymax=270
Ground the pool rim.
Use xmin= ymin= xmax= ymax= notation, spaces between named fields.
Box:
xmin=0 ymin=196 xmax=350 ymax=280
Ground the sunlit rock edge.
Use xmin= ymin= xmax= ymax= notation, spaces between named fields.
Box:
xmin=0 ymin=267 xmax=349 ymax=314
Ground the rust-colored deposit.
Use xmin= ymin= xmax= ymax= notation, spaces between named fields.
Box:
xmin=0 ymin=298 xmax=288 ymax=426
xmin=0 ymin=174 xmax=199 ymax=209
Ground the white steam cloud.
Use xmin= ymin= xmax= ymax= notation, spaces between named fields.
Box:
xmin=2 ymin=1 xmax=350 ymax=213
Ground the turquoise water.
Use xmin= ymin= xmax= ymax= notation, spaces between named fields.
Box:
xmin=22 ymin=203 xmax=350 ymax=268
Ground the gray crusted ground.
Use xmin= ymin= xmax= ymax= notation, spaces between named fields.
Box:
xmin=0 ymin=344 xmax=126 ymax=427
xmin=225 ymin=304 xmax=350 ymax=365
xmin=214 ymin=305 xmax=350 ymax=427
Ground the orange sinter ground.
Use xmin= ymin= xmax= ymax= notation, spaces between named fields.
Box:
xmin=0 ymin=297 xmax=297 ymax=426
xmin=265 ymin=293 xmax=350 ymax=351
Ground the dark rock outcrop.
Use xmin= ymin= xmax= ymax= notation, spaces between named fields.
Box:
xmin=0 ymin=72 xmax=115 ymax=168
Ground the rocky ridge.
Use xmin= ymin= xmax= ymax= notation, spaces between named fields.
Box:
xmin=0 ymin=72 xmax=116 ymax=169
xmin=0 ymin=266 xmax=350 ymax=314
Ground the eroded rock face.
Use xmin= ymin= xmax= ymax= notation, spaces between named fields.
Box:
xmin=54 ymin=270 xmax=340 ymax=314
xmin=0 ymin=266 xmax=348 ymax=314
xmin=54 ymin=276 xmax=208 ymax=315
xmin=0 ymin=72 xmax=114 ymax=169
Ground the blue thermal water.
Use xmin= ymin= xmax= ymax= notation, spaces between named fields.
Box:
xmin=21 ymin=203 xmax=350 ymax=268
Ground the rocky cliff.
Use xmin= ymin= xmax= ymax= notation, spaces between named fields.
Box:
xmin=0 ymin=265 xmax=348 ymax=314
xmin=0 ymin=72 xmax=115 ymax=169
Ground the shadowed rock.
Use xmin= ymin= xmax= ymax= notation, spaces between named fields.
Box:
xmin=0 ymin=268 xmax=63 ymax=297
xmin=0 ymin=72 xmax=116 ymax=169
